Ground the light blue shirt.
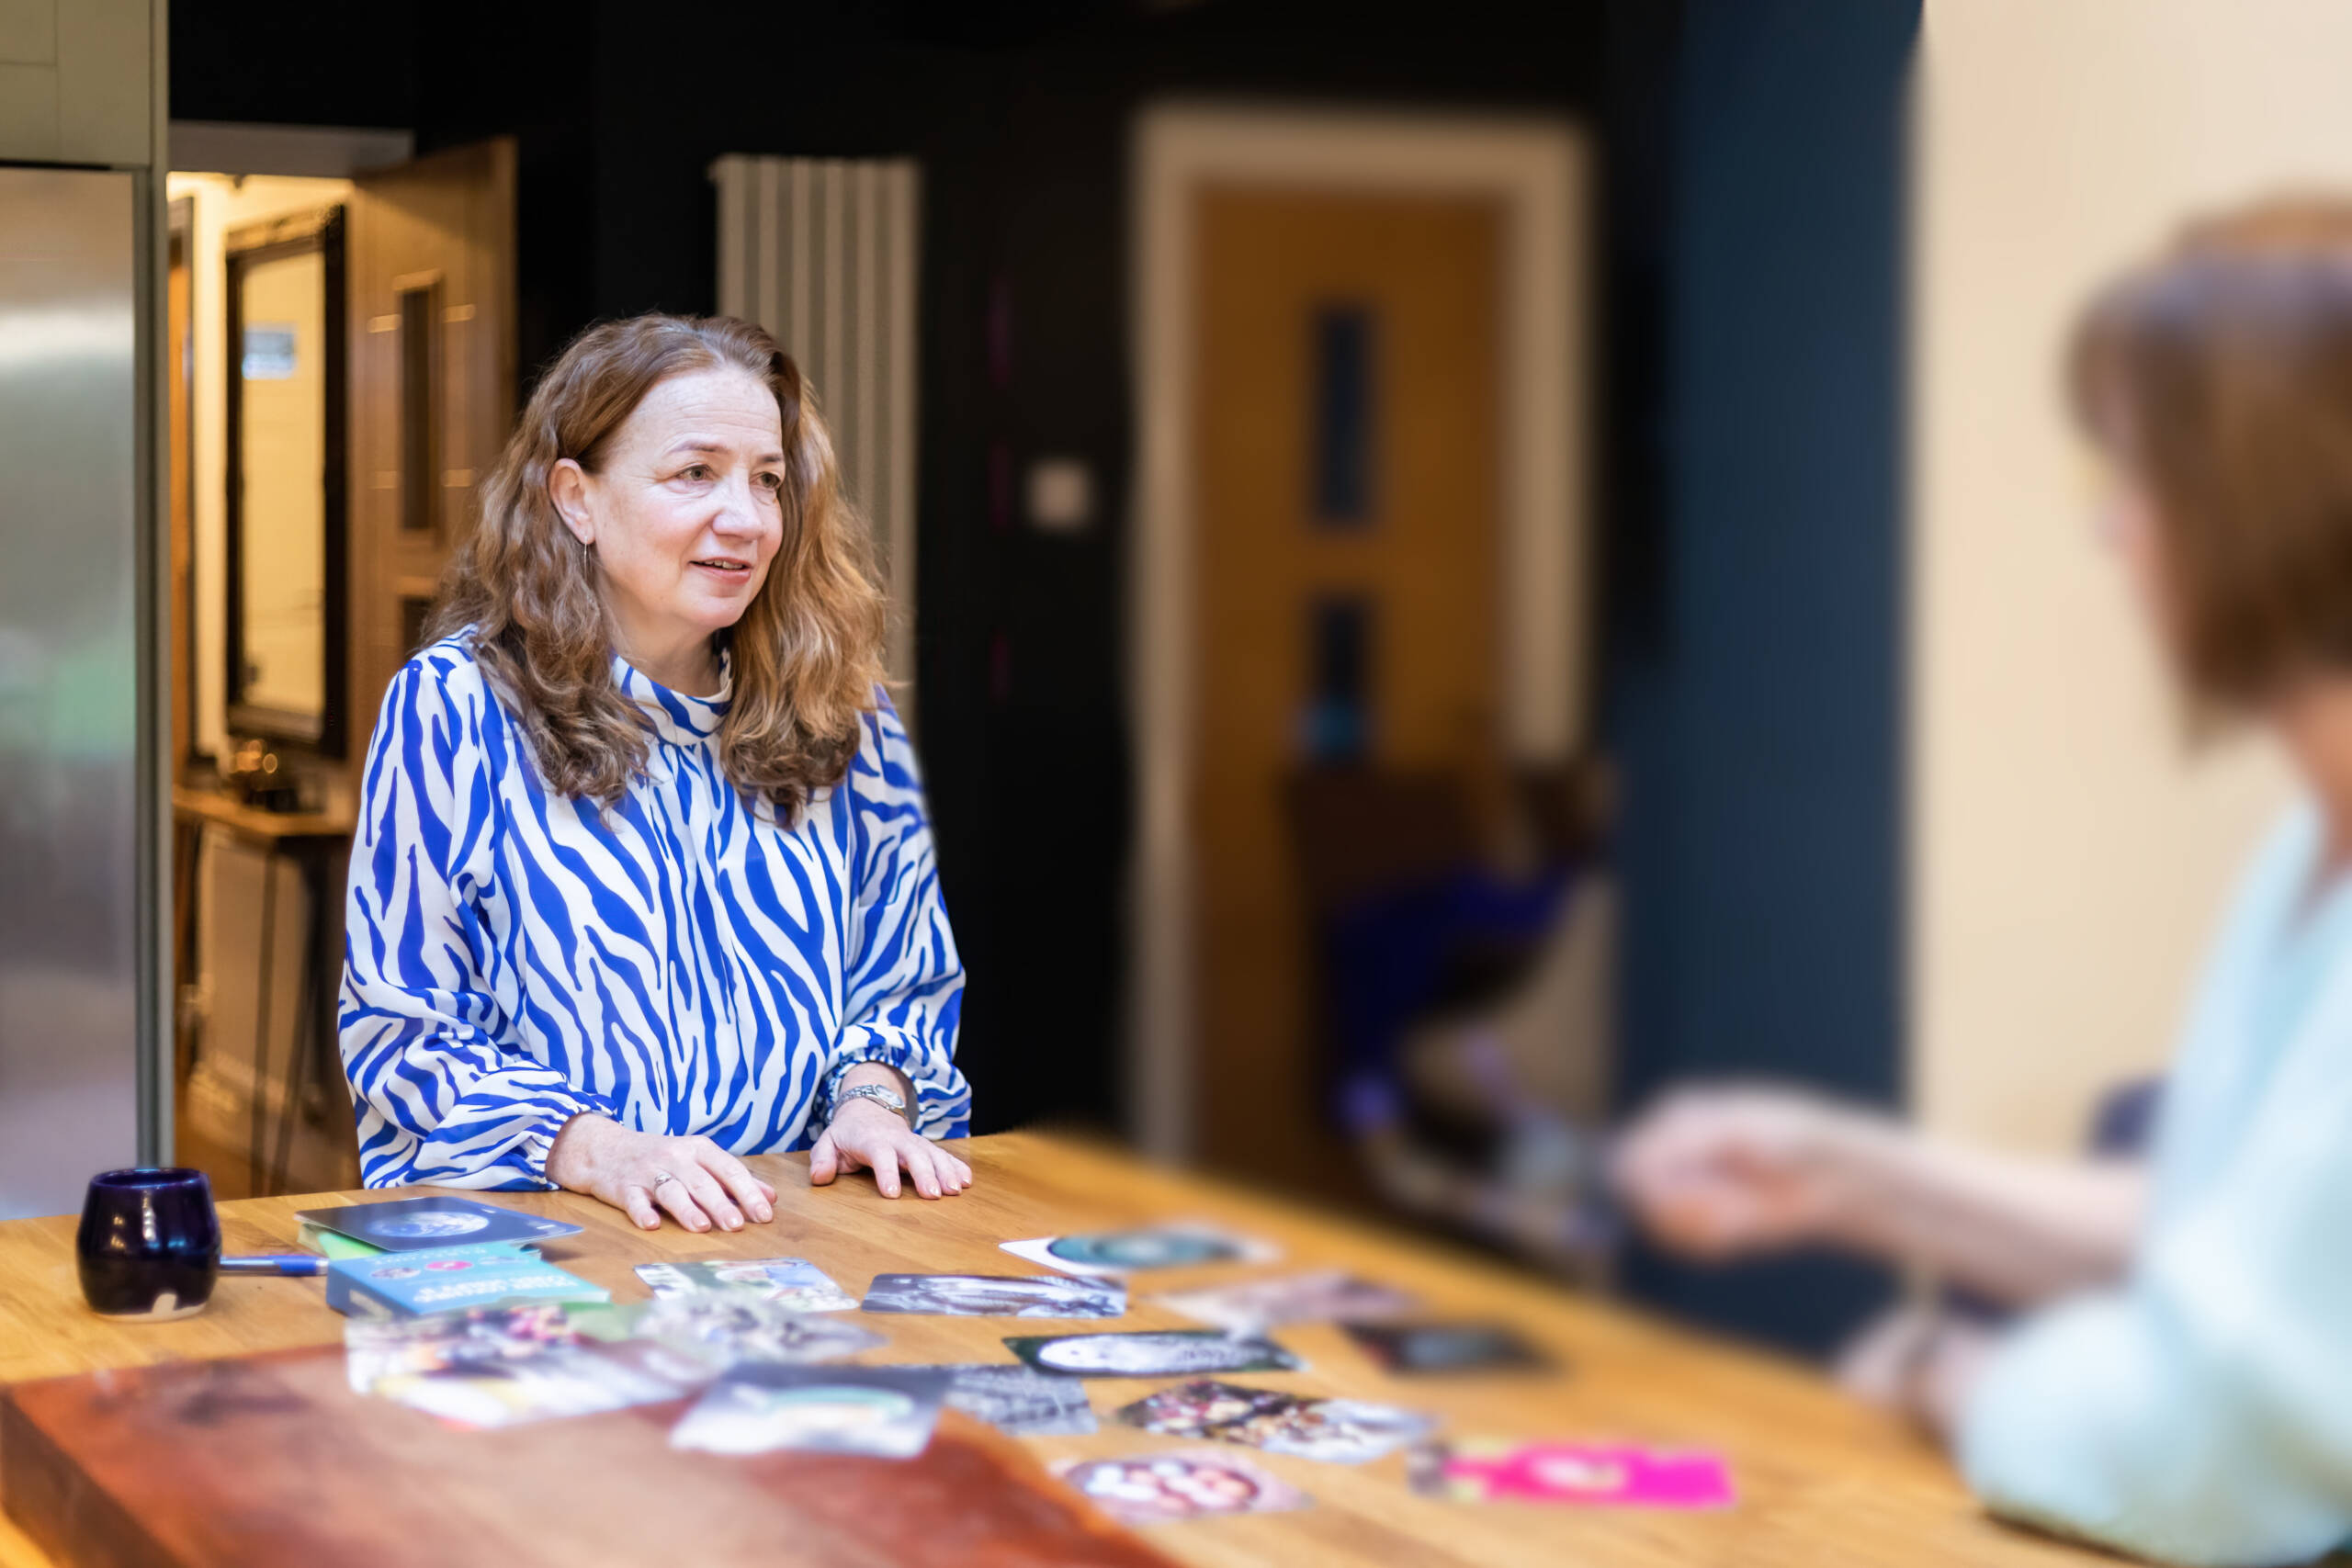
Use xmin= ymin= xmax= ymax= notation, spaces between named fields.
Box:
xmin=1962 ymin=803 xmax=2352 ymax=1566
xmin=338 ymin=635 xmax=969 ymax=1190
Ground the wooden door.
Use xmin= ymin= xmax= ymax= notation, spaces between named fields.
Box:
xmin=346 ymin=139 xmax=516 ymax=745
xmin=1191 ymin=188 xmax=1504 ymax=1196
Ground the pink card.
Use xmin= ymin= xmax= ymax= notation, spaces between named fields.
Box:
xmin=1410 ymin=1439 xmax=1734 ymax=1509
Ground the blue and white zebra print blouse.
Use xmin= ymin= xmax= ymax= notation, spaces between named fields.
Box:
xmin=337 ymin=634 xmax=969 ymax=1190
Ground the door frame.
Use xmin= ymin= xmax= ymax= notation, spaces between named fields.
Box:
xmin=1126 ymin=104 xmax=1589 ymax=1160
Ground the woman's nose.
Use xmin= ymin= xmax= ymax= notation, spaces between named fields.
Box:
xmin=709 ymin=474 xmax=765 ymax=536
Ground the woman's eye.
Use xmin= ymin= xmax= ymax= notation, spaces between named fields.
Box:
xmin=678 ymin=464 xmax=713 ymax=482
xmin=756 ymin=472 xmax=785 ymax=494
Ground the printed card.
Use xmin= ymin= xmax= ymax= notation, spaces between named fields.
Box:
xmin=861 ymin=1273 xmax=1125 ymax=1318
xmin=1007 ymin=1328 xmax=1302 ymax=1379
xmin=670 ymin=1364 xmax=951 ymax=1459
xmin=1001 ymin=1223 xmax=1279 ymax=1279
xmin=636 ymin=1258 xmax=856 ymax=1314
xmin=1154 ymin=1270 xmax=1418 ymax=1333
xmin=1057 ymin=1448 xmax=1311 ymax=1525
xmin=1114 ymin=1379 xmax=1433 ymax=1462
xmin=1409 ymin=1439 xmax=1735 ymax=1508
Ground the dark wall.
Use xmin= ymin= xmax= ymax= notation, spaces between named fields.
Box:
xmin=1605 ymin=0 xmax=1918 ymax=1355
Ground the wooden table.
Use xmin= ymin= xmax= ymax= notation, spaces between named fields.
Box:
xmin=0 ymin=1133 xmax=2098 ymax=1567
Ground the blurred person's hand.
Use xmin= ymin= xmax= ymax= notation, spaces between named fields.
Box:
xmin=1834 ymin=1303 xmax=1998 ymax=1440
xmin=1835 ymin=1301 xmax=1949 ymax=1409
xmin=1609 ymin=1086 xmax=1893 ymax=1259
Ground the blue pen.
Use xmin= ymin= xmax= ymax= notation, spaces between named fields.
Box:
xmin=218 ymin=1254 xmax=326 ymax=1277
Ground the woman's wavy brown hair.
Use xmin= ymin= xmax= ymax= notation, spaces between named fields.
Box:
xmin=428 ymin=314 xmax=887 ymax=818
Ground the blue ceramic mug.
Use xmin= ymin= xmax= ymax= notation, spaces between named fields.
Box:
xmin=76 ymin=1168 xmax=221 ymax=1320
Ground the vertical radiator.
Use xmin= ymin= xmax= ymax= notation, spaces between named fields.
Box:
xmin=709 ymin=156 xmax=922 ymax=704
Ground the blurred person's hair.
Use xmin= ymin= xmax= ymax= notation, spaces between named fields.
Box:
xmin=428 ymin=313 xmax=887 ymax=819
xmin=2073 ymin=198 xmax=2352 ymax=705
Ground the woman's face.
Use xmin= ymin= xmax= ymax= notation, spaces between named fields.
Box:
xmin=550 ymin=367 xmax=786 ymax=662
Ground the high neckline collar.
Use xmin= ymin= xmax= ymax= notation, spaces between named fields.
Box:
xmin=612 ymin=649 xmax=729 ymax=745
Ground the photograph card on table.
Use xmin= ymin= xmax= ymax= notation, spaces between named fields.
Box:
xmin=1055 ymin=1448 xmax=1312 ymax=1526
xmin=1342 ymin=1320 xmax=1553 ymax=1375
xmin=669 ymin=1364 xmax=952 ymax=1459
xmin=861 ymin=1273 xmax=1125 ymax=1319
xmin=1152 ymin=1269 xmax=1419 ymax=1333
xmin=1113 ymin=1379 xmax=1434 ymax=1463
xmin=1408 ymin=1438 xmax=1735 ymax=1509
xmin=635 ymin=1258 xmax=856 ymax=1313
xmin=298 ymin=1196 xmax=582 ymax=1252
xmin=926 ymin=1362 xmax=1100 ymax=1437
xmin=1006 ymin=1328 xmax=1302 ymax=1379
xmin=1000 ymin=1223 xmax=1279 ymax=1279
xmin=637 ymin=1292 xmax=885 ymax=1371
xmin=344 ymin=1303 xmax=705 ymax=1429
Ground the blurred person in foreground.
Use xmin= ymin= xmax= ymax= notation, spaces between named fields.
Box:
xmin=1615 ymin=200 xmax=2352 ymax=1568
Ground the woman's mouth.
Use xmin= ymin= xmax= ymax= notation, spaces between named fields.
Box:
xmin=691 ymin=558 xmax=753 ymax=577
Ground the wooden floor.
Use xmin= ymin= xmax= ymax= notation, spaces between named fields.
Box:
xmin=0 ymin=1133 xmax=2107 ymax=1567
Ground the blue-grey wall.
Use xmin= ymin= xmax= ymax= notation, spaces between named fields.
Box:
xmin=1608 ymin=0 xmax=1920 ymax=1354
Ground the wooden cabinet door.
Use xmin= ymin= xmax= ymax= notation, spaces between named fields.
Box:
xmin=345 ymin=138 xmax=516 ymax=750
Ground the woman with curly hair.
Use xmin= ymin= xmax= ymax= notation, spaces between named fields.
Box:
xmin=338 ymin=314 xmax=971 ymax=1231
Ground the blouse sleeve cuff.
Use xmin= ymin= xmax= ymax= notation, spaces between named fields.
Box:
xmin=818 ymin=1026 xmax=952 ymax=1136
xmin=519 ymin=1088 xmax=627 ymax=1190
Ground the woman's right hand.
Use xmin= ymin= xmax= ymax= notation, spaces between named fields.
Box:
xmin=545 ymin=1114 xmax=777 ymax=1233
xmin=1610 ymin=1086 xmax=1888 ymax=1260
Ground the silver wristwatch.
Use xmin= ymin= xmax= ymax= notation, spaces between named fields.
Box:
xmin=837 ymin=1082 xmax=910 ymax=1124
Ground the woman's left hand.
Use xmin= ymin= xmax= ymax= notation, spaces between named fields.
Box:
xmin=808 ymin=1097 xmax=974 ymax=1199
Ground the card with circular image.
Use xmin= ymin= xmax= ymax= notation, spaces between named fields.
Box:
xmin=1005 ymin=1328 xmax=1302 ymax=1379
xmin=1055 ymin=1448 xmax=1311 ymax=1526
xmin=1000 ymin=1223 xmax=1279 ymax=1278
xmin=298 ymin=1196 xmax=582 ymax=1253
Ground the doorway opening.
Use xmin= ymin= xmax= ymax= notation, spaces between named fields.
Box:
xmin=164 ymin=125 xmax=515 ymax=1199
xmin=1129 ymin=107 xmax=1612 ymax=1268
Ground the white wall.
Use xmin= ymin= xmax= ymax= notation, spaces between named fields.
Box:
xmin=166 ymin=173 xmax=353 ymax=761
xmin=1905 ymin=0 xmax=2352 ymax=1152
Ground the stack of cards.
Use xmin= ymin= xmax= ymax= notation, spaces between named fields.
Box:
xmin=1408 ymin=1439 xmax=1734 ymax=1509
xmin=636 ymin=1258 xmax=856 ymax=1313
xmin=1002 ymin=1223 xmax=1279 ymax=1278
xmin=862 ymin=1273 xmax=1125 ymax=1319
xmin=670 ymin=1365 xmax=952 ymax=1459
xmin=299 ymin=1196 xmax=583 ymax=1252
xmin=1056 ymin=1450 xmax=1310 ymax=1526
xmin=1007 ymin=1328 xmax=1302 ymax=1379
xmin=1154 ymin=1270 xmax=1419 ymax=1333
xmin=326 ymin=1243 xmax=609 ymax=1320
xmin=1114 ymin=1380 xmax=1432 ymax=1463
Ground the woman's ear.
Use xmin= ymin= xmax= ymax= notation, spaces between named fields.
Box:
xmin=548 ymin=458 xmax=596 ymax=546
